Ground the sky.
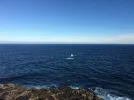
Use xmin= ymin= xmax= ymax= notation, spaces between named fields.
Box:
xmin=0 ymin=0 xmax=134 ymax=44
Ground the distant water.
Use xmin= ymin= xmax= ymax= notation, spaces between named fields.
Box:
xmin=0 ymin=44 xmax=134 ymax=100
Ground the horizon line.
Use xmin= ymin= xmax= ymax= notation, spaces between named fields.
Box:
xmin=0 ymin=43 xmax=133 ymax=45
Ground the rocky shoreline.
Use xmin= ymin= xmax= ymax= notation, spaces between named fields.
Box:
xmin=0 ymin=84 xmax=103 ymax=100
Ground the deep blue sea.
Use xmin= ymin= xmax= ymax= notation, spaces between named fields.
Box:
xmin=0 ymin=44 xmax=134 ymax=100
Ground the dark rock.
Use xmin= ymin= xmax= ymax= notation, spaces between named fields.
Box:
xmin=16 ymin=96 xmax=29 ymax=100
xmin=0 ymin=84 xmax=103 ymax=100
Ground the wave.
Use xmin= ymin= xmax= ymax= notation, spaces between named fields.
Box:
xmin=94 ymin=87 xmax=131 ymax=100
xmin=24 ymin=84 xmax=58 ymax=89
xmin=69 ymin=86 xmax=80 ymax=89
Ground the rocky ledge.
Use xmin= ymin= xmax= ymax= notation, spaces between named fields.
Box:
xmin=0 ymin=84 xmax=103 ymax=100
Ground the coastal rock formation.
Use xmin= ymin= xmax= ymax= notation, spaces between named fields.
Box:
xmin=0 ymin=84 xmax=103 ymax=100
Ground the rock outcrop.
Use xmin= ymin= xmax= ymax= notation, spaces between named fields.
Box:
xmin=0 ymin=84 xmax=103 ymax=100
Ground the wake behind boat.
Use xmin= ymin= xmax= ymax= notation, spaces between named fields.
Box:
xmin=66 ymin=57 xmax=74 ymax=60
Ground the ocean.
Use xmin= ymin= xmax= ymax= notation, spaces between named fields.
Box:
xmin=0 ymin=44 xmax=134 ymax=100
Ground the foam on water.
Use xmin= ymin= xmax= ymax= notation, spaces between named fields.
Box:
xmin=66 ymin=58 xmax=74 ymax=59
xmin=94 ymin=87 xmax=131 ymax=100
xmin=24 ymin=84 xmax=58 ymax=89
xmin=25 ymin=85 xmax=48 ymax=89
xmin=69 ymin=86 xmax=80 ymax=89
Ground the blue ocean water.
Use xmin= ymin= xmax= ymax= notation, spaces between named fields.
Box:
xmin=0 ymin=44 xmax=134 ymax=100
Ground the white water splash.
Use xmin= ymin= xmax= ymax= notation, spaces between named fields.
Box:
xmin=94 ymin=87 xmax=131 ymax=100
xmin=69 ymin=86 xmax=79 ymax=89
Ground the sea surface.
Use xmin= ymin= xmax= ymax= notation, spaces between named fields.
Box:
xmin=0 ymin=44 xmax=134 ymax=100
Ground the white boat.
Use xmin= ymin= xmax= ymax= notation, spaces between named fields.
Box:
xmin=71 ymin=54 xmax=73 ymax=57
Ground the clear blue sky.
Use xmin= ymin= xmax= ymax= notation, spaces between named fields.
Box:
xmin=0 ymin=0 xmax=134 ymax=44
